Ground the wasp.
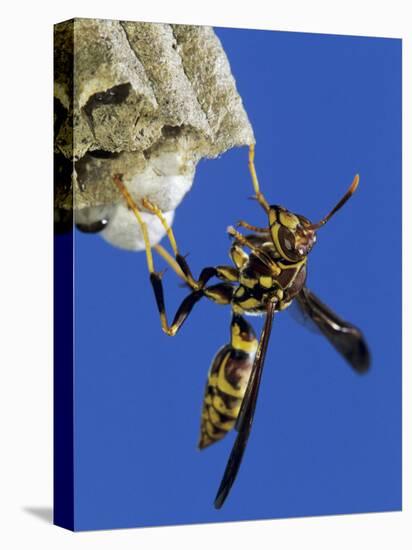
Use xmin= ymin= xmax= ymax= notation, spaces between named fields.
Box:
xmin=113 ymin=145 xmax=370 ymax=509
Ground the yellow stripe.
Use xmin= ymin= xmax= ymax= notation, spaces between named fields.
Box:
xmin=231 ymin=324 xmax=258 ymax=353
xmin=208 ymin=407 xmax=235 ymax=431
xmin=232 ymin=304 xmax=244 ymax=315
xmin=259 ymin=275 xmax=273 ymax=288
xmin=235 ymin=286 xmax=245 ymax=298
xmin=217 ymin=354 xmax=245 ymax=397
xmin=205 ymin=420 xmax=221 ymax=439
xmin=208 ymin=373 xmax=218 ymax=388
xmin=204 ymin=288 xmax=230 ymax=304
xmin=277 ymin=259 xmax=306 ymax=270
xmin=231 ymin=246 xmax=249 ymax=269
xmin=212 ymin=395 xmax=241 ymax=418
xmin=240 ymin=275 xmax=258 ymax=289
xmin=217 ymin=267 xmax=238 ymax=282
xmin=279 ymin=211 xmax=299 ymax=229
xmin=269 ymin=208 xmax=277 ymax=226
xmin=238 ymin=297 xmax=262 ymax=310
xmin=270 ymin=223 xmax=295 ymax=262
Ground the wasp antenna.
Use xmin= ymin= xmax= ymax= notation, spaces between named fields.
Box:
xmin=307 ymin=174 xmax=360 ymax=230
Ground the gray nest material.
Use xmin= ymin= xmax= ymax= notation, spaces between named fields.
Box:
xmin=54 ymin=19 xmax=254 ymax=249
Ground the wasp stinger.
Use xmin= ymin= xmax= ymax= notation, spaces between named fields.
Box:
xmin=113 ymin=144 xmax=370 ymax=509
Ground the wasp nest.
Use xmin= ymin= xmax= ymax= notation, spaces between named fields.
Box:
xmin=54 ymin=19 xmax=254 ymax=249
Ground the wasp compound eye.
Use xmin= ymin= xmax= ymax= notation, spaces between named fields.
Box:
xmin=278 ymin=226 xmax=295 ymax=252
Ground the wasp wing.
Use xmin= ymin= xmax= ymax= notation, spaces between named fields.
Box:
xmin=214 ymin=300 xmax=276 ymax=509
xmin=296 ymin=287 xmax=370 ymax=373
xmin=287 ymin=297 xmax=322 ymax=334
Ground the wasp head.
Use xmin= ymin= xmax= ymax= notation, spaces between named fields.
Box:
xmin=267 ymin=174 xmax=360 ymax=262
xmin=268 ymin=207 xmax=316 ymax=261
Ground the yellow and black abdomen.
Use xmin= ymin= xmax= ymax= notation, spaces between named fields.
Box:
xmin=199 ymin=315 xmax=258 ymax=449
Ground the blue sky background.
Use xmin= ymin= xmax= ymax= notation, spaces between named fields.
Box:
xmin=73 ymin=28 xmax=401 ymax=530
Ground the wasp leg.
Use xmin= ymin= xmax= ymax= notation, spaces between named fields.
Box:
xmin=203 ymin=282 xmax=235 ymax=305
xmin=154 ymin=243 xmax=239 ymax=289
xmin=142 ymin=197 xmax=239 ymax=289
xmin=151 ymin=274 xmax=234 ymax=336
xmin=153 ymin=243 xmax=187 ymax=281
xmin=150 ymin=274 xmax=204 ymax=335
xmin=113 ymin=175 xmax=156 ymax=275
xmin=248 ymin=144 xmax=270 ymax=214
xmin=113 ymin=176 xmax=197 ymax=287
xmin=236 ymin=220 xmax=269 ymax=233
xmin=113 ymin=176 xmax=238 ymax=334
xmin=148 ymin=258 xmax=225 ymax=336
xmin=199 ymin=313 xmax=258 ymax=449
xmin=141 ymin=198 xmax=179 ymax=259
xmin=230 ymin=243 xmax=249 ymax=270
xmin=141 ymin=197 xmax=207 ymax=290
xmin=228 ymin=226 xmax=280 ymax=276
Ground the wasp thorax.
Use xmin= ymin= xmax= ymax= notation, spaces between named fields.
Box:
xmin=268 ymin=205 xmax=317 ymax=262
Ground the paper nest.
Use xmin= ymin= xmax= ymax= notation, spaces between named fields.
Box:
xmin=54 ymin=19 xmax=254 ymax=250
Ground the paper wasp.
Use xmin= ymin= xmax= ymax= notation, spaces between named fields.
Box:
xmin=113 ymin=145 xmax=370 ymax=509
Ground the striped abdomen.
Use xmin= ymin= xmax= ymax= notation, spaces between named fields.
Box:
xmin=198 ymin=315 xmax=258 ymax=449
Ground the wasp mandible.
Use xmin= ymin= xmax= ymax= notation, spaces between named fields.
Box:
xmin=113 ymin=145 xmax=370 ymax=509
